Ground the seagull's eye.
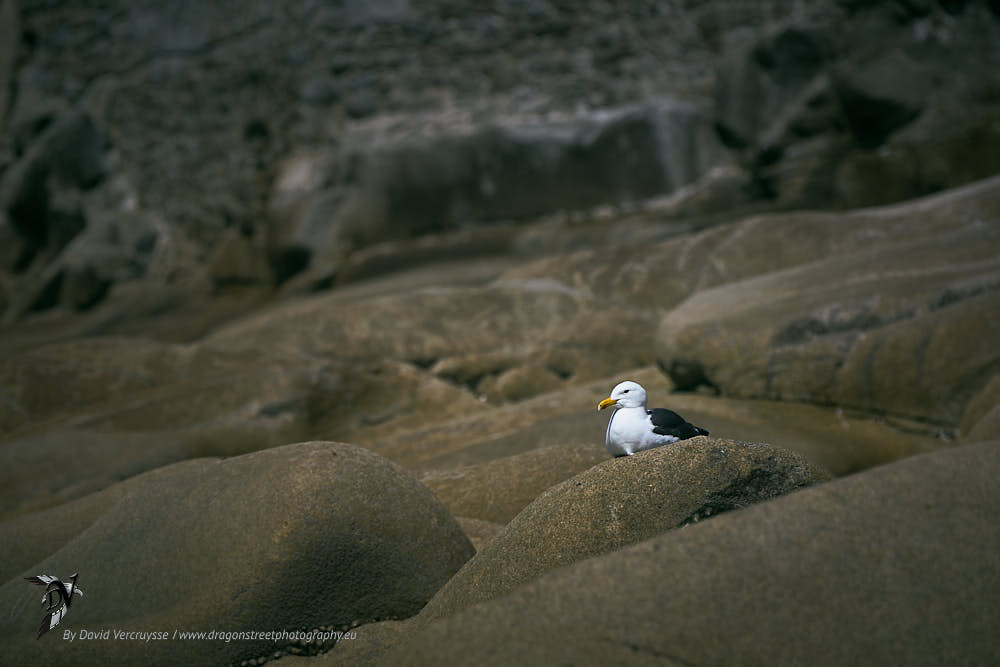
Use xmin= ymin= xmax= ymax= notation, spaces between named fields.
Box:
xmin=623 ymin=389 xmax=629 ymax=393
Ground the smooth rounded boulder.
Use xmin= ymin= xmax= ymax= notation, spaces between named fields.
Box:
xmin=0 ymin=441 xmax=474 ymax=666
xmin=389 ymin=440 xmax=1000 ymax=667
xmin=420 ymin=437 xmax=829 ymax=620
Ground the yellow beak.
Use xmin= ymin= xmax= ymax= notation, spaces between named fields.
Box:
xmin=598 ymin=397 xmax=618 ymax=411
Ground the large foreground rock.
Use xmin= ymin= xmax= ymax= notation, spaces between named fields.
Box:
xmin=0 ymin=442 xmax=473 ymax=666
xmin=388 ymin=439 xmax=1000 ymax=666
xmin=420 ymin=438 xmax=829 ymax=620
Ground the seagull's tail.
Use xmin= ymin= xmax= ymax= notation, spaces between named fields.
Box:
xmin=695 ymin=426 xmax=709 ymax=437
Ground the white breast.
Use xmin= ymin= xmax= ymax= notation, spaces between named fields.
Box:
xmin=605 ymin=407 xmax=679 ymax=456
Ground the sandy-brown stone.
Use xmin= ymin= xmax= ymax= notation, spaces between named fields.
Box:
xmin=0 ymin=442 xmax=473 ymax=667
xmin=388 ymin=440 xmax=1000 ymax=667
xmin=419 ymin=437 xmax=829 ymax=621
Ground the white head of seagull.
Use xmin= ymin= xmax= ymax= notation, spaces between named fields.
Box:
xmin=598 ymin=380 xmax=646 ymax=410
xmin=598 ymin=380 xmax=708 ymax=457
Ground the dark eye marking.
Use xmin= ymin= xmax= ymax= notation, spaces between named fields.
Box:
xmin=623 ymin=389 xmax=629 ymax=393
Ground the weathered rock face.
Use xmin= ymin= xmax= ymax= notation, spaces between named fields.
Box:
xmin=1 ymin=110 xmax=104 ymax=258
xmin=1 ymin=0 xmax=748 ymax=318
xmin=201 ymin=277 xmax=660 ymax=422
xmin=715 ymin=1 xmax=1000 ymax=208
xmin=4 ymin=177 xmax=986 ymax=527
xmin=419 ymin=438 xmax=829 ymax=621
xmin=270 ymin=101 xmax=726 ymax=283
xmin=386 ymin=439 xmax=1000 ymax=667
xmin=0 ymin=335 xmax=496 ymax=515
xmin=655 ymin=180 xmax=1000 ymax=427
xmin=368 ymin=363 xmax=941 ymax=480
xmin=506 ymin=173 xmax=1000 ymax=315
xmin=0 ymin=275 xmax=660 ymax=517
xmin=0 ymin=442 xmax=474 ymax=666
xmin=4 ymin=0 xmax=996 ymax=326
xmin=490 ymin=176 xmax=1000 ymax=435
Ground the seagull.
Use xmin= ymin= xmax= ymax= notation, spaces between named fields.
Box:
xmin=599 ymin=380 xmax=708 ymax=457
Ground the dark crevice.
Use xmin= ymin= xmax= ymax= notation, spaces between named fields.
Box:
xmin=546 ymin=364 xmax=573 ymax=380
xmin=660 ymin=358 xmax=717 ymax=394
xmin=410 ymin=357 xmax=439 ymax=370
xmin=243 ymin=119 xmax=270 ymax=141
xmin=772 ymin=311 xmax=884 ymax=346
xmin=257 ymin=400 xmax=299 ymax=418
xmin=436 ymin=370 xmax=492 ymax=393
xmin=597 ymin=636 xmax=702 ymax=667
xmin=270 ymin=246 xmax=312 ymax=286
xmin=679 ymin=467 xmax=795 ymax=527
xmin=308 ymin=273 xmax=336 ymax=293
xmin=713 ymin=121 xmax=748 ymax=150
xmin=28 ymin=270 xmax=65 ymax=312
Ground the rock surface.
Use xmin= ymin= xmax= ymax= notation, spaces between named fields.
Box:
xmin=453 ymin=517 xmax=504 ymax=552
xmin=385 ymin=439 xmax=1000 ymax=667
xmin=365 ymin=363 xmax=942 ymax=479
xmin=420 ymin=442 xmax=608 ymax=524
xmin=2 ymin=1 xmax=998 ymax=323
xmin=280 ymin=619 xmax=417 ymax=667
xmin=655 ymin=185 xmax=1000 ymax=426
xmin=0 ymin=3 xmax=996 ymax=664
xmin=507 ymin=173 xmax=1000 ymax=314
xmin=0 ymin=459 xmax=213 ymax=585
xmin=715 ymin=3 xmax=1000 ymax=208
xmin=961 ymin=375 xmax=1000 ymax=442
xmin=0 ymin=442 xmax=473 ymax=666
xmin=419 ymin=438 xmax=829 ymax=621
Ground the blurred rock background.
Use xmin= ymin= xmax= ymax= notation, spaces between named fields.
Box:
xmin=2 ymin=0 xmax=998 ymax=335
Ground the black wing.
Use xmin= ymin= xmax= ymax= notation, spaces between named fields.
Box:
xmin=648 ymin=408 xmax=708 ymax=440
